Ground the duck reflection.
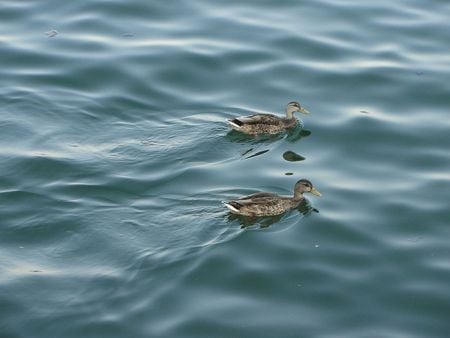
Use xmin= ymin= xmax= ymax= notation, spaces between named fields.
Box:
xmin=226 ymin=123 xmax=311 ymax=144
xmin=227 ymin=212 xmax=284 ymax=229
xmin=225 ymin=129 xmax=284 ymax=144
xmin=285 ymin=125 xmax=311 ymax=142
xmin=226 ymin=123 xmax=311 ymax=161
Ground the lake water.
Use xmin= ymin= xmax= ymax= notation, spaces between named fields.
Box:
xmin=1 ymin=0 xmax=449 ymax=337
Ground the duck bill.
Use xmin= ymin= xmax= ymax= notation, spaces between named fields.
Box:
xmin=300 ymin=107 xmax=310 ymax=114
xmin=310 ymin=187 xmax=322 ymax=196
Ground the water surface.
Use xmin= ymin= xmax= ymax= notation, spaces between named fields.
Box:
xmin=1 ymin=0 xmax=450 ymax=337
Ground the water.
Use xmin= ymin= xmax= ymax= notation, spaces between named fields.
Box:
xmin=1 ymin=0 xmax=449 ymax=337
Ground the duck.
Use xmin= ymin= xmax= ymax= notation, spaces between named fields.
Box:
xmin=227 ymin=101 xmax=310 ymax=136
xmin=223 ymin=179 xmax=321 ymax=217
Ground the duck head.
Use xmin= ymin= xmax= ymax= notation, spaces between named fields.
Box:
xmin=294 ymin=179 xmax=321 ymax=199
xmin=286 ymin=101 xmax=310 ymax=118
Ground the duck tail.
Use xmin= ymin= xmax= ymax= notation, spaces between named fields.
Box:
xmin=227 ymin=118 xmax=243 ymax=130
xmin=223 ymin=201 xmax=240 ymax=213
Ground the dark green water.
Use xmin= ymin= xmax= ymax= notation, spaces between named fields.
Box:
xmin=1 ymin=1 xmax=450 ymax=337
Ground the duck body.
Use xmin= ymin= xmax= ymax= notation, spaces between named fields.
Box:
xmin=227 ymin=114 xmax=297 ymax=136
xmin=227 ymin=101 xmax=309 ymax=136
xmin=224 ymin=179 xmax=321 ymax=217
xmin=224 ymin=192 xmax=303 ymax=217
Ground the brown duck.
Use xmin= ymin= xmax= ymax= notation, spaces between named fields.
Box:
xmin=227 ymin=101 xmax=310 ymax=136
xmin=224 ymin=179 xmax=321 ymax=217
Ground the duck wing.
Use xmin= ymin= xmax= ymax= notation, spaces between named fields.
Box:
xmin=224 ymin=192 xmax=290 ymax=216
xmin=229 ymin=114 xmax=281 ymax=126
xmin=233 ymin=193 xmax=285 ymax=210
xmin=238 ymin=192 xmax=279 ymax=202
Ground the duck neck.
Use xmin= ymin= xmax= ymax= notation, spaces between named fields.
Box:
xmin=286 ymin=110 xmax=295 ymax=119
xmin=293 ymin=192 xmax=304 ymax=201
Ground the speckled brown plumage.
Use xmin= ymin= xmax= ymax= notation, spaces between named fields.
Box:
xmin=228 ymin=114 xmax=298 ymax=136
xmin=224 ymin=179 xmax=321 ymax=217
xmin=226 ymin=193 xmax=303 ymax=216
xmin=227 ymin=101 xmax=309 ymax=136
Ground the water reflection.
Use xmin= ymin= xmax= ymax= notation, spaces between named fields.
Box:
xmin=227 ymin=212 xmax=284 ymax=229
xmin=282 ymin=151 xmax=305 ymax=162
xmin=244 ymin=149 xmax=270 ymax=159
xmin=225 ymin=129 xmax=283 ymax=144
xmin=226 ymin=124 xmax=311 ymax=144
xmin=44 ymin=29 xmax=58 ymax=38
xmin=285 ymin=126 xmax=311 ymax=142
xmin=226 ymin=124 xmax=312 ymax=162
